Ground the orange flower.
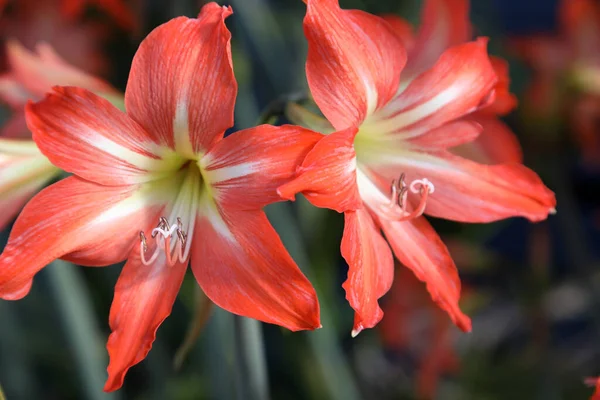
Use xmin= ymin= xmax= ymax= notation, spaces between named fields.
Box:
xmin=1 ymin=4 xmax=321 ymax=390
xmin=278 ymin=0 xmax=555 ymax=336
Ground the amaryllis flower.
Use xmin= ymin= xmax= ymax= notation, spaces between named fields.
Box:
xmin=511 ymin=0 xmax=600 ymax=165
xmin=278 ymin=0 xmax=555 ymax=336
xmin=382 ymin=0 xmax=521 ymax=165
xmin=0 ymin=3 xmax=320 ymax=391
xmin=0 ymin=40 xmax=120 ymax=231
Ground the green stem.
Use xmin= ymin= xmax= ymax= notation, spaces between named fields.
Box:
xmin=233 ymin=316 xmax=270 ymax=400
xmin=0 ymin=382 xmax=5 ymax=400
xmin=266 ymin=203 xmax=361 ymax=400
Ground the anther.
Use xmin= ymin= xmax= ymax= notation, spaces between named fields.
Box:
xmin=378 ymin=173 xmax=435 ymax=221
xmin=139 ymin=217 xmax=189 ymax=266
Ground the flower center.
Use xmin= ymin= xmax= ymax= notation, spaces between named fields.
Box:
xmin=378 ymin=172 xmax=434 ymax=221
xmin=356 ymin=167 xmax=434 ymax=222
xmin=138 ymin=162 xmax=202 ymax=266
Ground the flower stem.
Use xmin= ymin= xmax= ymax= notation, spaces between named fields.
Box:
xmin=233 ymin=315 xmax=270 ymax=400
xmin=0 ymin=382 xmax=5 ymax=400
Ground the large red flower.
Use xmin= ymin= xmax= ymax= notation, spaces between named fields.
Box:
xmin=279 ymin=0 xmax=555 ymax=336
xmin=0 ymin=3 xmax=321 ymax=391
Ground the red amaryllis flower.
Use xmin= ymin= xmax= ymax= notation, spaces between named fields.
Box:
xmin=512 ymin=0 xmax=600 ymax=165
xmin=0 ymin=3 xmax=320 ymax=391
xmin=278 ymin=0 xmax=555 ymax=336
xmin=0 ymin=40 xmax=119 ymax=231
xmin=382 ymin=0 xmax=521 ymax=165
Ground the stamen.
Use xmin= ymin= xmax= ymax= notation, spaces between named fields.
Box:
xmin=378 ymin=173 xmax=435 ymax=221
xmin=139 ymin=216 xmax=189 ymax=266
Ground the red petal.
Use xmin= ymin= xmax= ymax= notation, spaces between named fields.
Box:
xmin=26 ymin=87 xmax=181 ymax=186
xmin=191 ymin=207 xmax=320 ymax=331
xmin=202 ymin=125 xmax=321 ymax=210
xmin=483 ymin=56 xmax=518 ymax=116
xmin=376 ymin=215 xmax=471 ymax=332
xmin=341 ymin=208 xmax=394 ymax=336
xmin=406 ymin=119 xmax=482 ymax=149
xmin=364 ymin=39 xmax=497 ymax=139
xmin=372 ymin=149 xmax=556 ymax=223
xmin=277 ymin=128 xmax=362 ymax=213
xmin=453 ymin=115 xmax=523 ymax=164
xmin=125 ymin=4 xmax=236 ymax=155
xmin=404 ymin=0 xmax=471 ymax=77
xmin=104 ymin=250 xmax=187 ymax=391
xmin=304 ymin=0 xmax=407 ymax=129
xmin=0 ymin=177 xmax=167 ymax=300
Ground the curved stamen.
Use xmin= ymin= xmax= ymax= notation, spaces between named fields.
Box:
xmin=378 ymin=174 xmax=435 ymax=221
xmin=139 ymin=216 xmax=189 ymax=266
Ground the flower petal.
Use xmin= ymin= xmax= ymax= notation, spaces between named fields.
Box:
xmin=452 ymin=115 xmax=523 ymax=164
xmin=403 ymin=0 xmax=471 ymax=77
xmin=125 ymin=3 xmax=236 ymax=156
xmin=405 ymin=119 xmax=482 ymax=149
xmin=0 ymin=176 xmax=176 ymax=300
xmin=191 ymin=204 xmax=320 ymax=331
xmin=201 ymin=125 xmax=321 ymax=210
xmin=369 ymin=148 xmax=555 ymax=223
xmin=277 ymin=128 xmax=362 ymax=213
xmin=363 ymin=39 xmax=497 ymax=139
xmin=483 ymin=57 xmax=518 ymax=116
xmin=304 ymin=0 xmax=407 ymax=129
xmin=4 ymin=40 xmax=116 ymax=99
xmin=26 ymin=86 xmax=183 ymax=185
xmin=341 ymin=208 xmax=394 ymax=336
xmin=104 ymin=251 xmax=187 ymax=391
xmin=376 ymin=215 xmax=471 ymax=332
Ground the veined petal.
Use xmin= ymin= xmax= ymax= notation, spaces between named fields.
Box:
xmin=304 ymin=0 xmax=407 ymax=129
xmin=403 ymin=0 xmax=471 ymax=78
xmin=452 ymin=115 xmax=523 ymax=164
xmin=104 ymin=250 xmax=187 ymax=392
xmin=5 ymin=40 xmax=116 ymax=99
xmin=26 ymin=87 xmax=184 ymax=186
xmin=0 ymin=176 xmax=177 ymax=300
xmin=201 ymin=125 xmax=321 ymax=210
xmin=362 ymin=39 xmax=497 ymax=139
xmin=368 ymin=148 xmax=555 ymax=223
xmin=341 ymin=208 xmax=394 ymax=336
xmin=277 ymin=127 xmax=362 ymax=213
xmin=191 ymin=203 xmax=320 ymax=331
xmin=125 ymin=3 xmax=236 ymax=156
xmin=376 ymin=215 xmax=471 ymax=332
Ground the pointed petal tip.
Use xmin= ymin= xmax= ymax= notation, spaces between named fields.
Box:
xmin=457 ymin=315 xmax=472 ymax=333
xmin=199 ymin=2 xmax=233 ymax=19
xmin=276 ymin=183 xmax=298 ymax=202
xmin=351 ymin=327 xmax=362 ymax=338
xmin=550 ymin=207 xmax=557 ymax=215
xmin=0 ymin=279 xmax=33 ymax=301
